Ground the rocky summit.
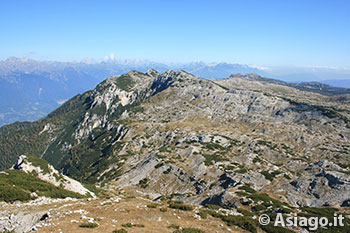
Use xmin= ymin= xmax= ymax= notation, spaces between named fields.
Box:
xmin=1 ymin=70 xmax=350 ymax=232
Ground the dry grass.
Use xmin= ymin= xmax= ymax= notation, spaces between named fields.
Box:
xmin=0 ymin=193 xmax=245 ymax=233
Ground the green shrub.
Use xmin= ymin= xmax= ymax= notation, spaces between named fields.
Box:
xmin=300 ymin=207 xmax=338 ymax=217
xmin=203 ymin=142 xmax=225 ymax=151
xmin=253 ymin=157 xmax=263 ymax=163
xmin=147 ymin=203 xmax=159 ymax=208
xmin=154 ymin=162 xmax=163 ymax=169
xmin=202 ymin=153 xmax=223 ymax=166
xmin=160 ymin=207 xmax=167 ymax=212
xmin=114 ymin=74 xmax=135 ymax=91
xmin=238 ymin=184 xmax=256 ymax=194
xmin=156 ymin=154 xmax=167 ymax=159
xmin=237 ymin=208 xmax=254 ymax=216
xmin=235 ymin=168 xmax=247 ymax=174
xmin=168 ymin=224 xmax=180 ymax=229
xmin=198 ymin=210 xmax=208 ymax=219
xmin=204 ymin=206 xmax=295 ymax=233
xmin=251 ymin=204 xmax=266 ymax=212
xmin=260 ymin=171 xmax=274 ymax=181
xmin=138 ymin=178 xmax=149 ymax=188
xmin=163 ymin=168 xmax=171 ymax=174
xmin=235 ymin=191 xmax=248 ymax=197
xmin=169 ymin=201 xmax=194 ymax=211
xmin=112 ymin=229 xmax=128 ymax=233
xmin=220 ymin=215 xmax=258 ymax=233
xmin=205 ymin=204 xmax=221 ymax=210
xmin=248 ymin=193 xmax=285 ymax=208
xmin=173 ymin=228 xmax=205 ymax=233
xmin=121 ymin=223 xmax=145 ymax=228
xmin=79 ymin=222 xmax=98 ymax=228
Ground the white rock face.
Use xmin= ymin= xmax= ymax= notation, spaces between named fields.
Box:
xmin=13 ymin=155 xmax=96 ymax=198
xmin=38 ymin=123 xmax=52 ymax=135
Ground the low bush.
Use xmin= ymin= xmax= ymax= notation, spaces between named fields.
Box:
xmin=251 ymin=204 xmax=267 ymax=212
xmin=112 ymin=229 xmax=128 ymax=233
xmin=237 ymin=208 xmax=254 ymax=216
xmin=238 ymin=184 xmax=256 ymax=194
xmin=121 ymin=223 xmax=144 ymax=228
xmin=163 ymin=168 xmax=171 ymax=174
xmin=169 ymin=201 xmax=194 ymax=211
xmin=79 ymin=222 xmax=98 ymax=228
xmin=154 ymin=163 xmax=163 ymax=169
xmin=147 ymin=203 xmax=159 ymax=208
xmin=198 ymin=210 xmax=208 ymax=219
xmin=220 ymin=215 xmax=258 ymax=233
xmin=168 ymin=224 xmax=180 ymax=229
xmin=138 ymin=178 xmax=149 ymax=188
xmin=173 ymin=228 xmax=205 ymax=233
xmin=205 ymin=204 xmax=221 ymax=210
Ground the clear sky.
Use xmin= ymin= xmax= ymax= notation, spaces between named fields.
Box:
xmin=0 ymin=0 xmax=349 ymax=67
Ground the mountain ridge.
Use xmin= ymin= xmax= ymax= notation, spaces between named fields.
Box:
xmin=0 ymin=69 xmax=349 ymax=207
xmin=1 ymin=69 xmax=350 ymax=232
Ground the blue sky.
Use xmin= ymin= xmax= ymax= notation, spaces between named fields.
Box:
xmin=0 ymin=0 xmax=349 ymax=67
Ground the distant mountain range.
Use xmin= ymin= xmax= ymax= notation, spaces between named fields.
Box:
xmin=0 ymin=57 xmax=349 ymax=126
xmin=321 ymin=79 xmax=350 ymax=89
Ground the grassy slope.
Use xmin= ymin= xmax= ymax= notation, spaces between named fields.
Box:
xmin=0 ymin=169 xmax=85 ymax=202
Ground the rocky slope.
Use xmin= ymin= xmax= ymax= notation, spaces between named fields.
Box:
xmin=0 ymin=157 xmax=95 ymax=232
xmin=1 ymin=70 xmax=350 ymax=232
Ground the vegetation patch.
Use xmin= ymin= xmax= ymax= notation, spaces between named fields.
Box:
xmin=112 ymin=229 xmax=128 ymax=233
xmin=205 ymin=204 xmax=221 ymax=210
xmin=204 ymin=209 xmax=294 ymax=233
xmin=27 ymin=156 xmax=50 ymax=174
xmin=260 ymin=170 xmax=281 ymax=181
xmin=169 ymin=201 xmax=194 ymax=211
xmin=114 ymin=74 xmax=135 ymax=91
xmin=147 ymin=203 xmax=159 ymax=208
xmin=235 ymin=167 xmax=248 ymax=174
xmin=168 ymin=224 xmax=180 ymax=229
xmin=252 ymin=157 xmax=263 ymax=164
xmin=202 ymin=142 xmax=225 ymax=151
xmin=198 ymin=210 xmax=208 ymax=219
xmin=154 ymin=162 xmax=164 ymax=169
xmin=238 ymin=184 xmax=256 ymax=194
xmin=237 ymin=208 xmax=254 ymax=216
xmin=138 ymin=178 xmax=149 ymax=189
xmin=173 ymin=228 xmax=206 ymax=233
xmin=163 ymin=168 xmax=171 ymax=174
xmin=79 ymin=222 xmax=98 ymax=228
xmin=202 ymin=153 xmax=223 ymax=166
xmin=121 ymin=223 xmax=145 ymax=228
xmin=0 ymin=170 xmax=85 ymax=202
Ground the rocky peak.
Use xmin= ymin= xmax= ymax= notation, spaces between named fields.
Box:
xmin=146 ymin=69 xmax=160 ymax=77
